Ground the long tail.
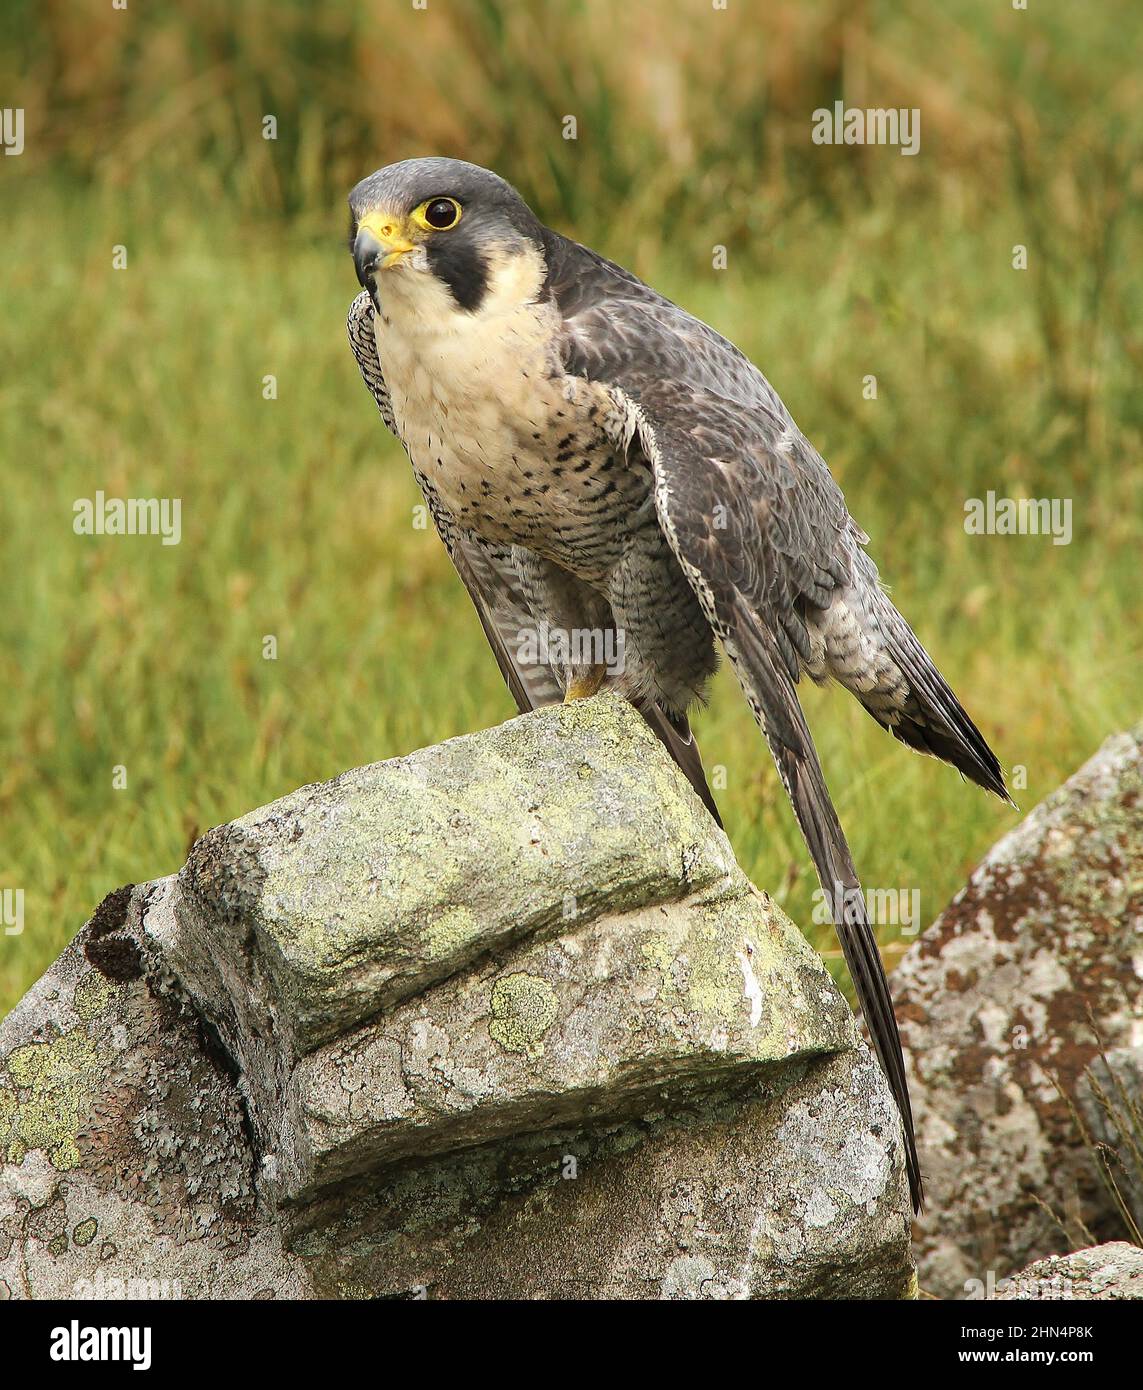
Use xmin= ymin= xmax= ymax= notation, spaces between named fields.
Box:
xmin=727 ymin=618 xmax=924 ymax=1212
xmin=764 ymin=713 xmax=924 ymax=1213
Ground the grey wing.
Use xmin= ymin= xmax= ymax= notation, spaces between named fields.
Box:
xmin=634 ymin=386 xmax=921 ymax=1211
xmin=620 ymin=379 xmax=923 ymax=1208
xmin=549 ymin=252 xmax=923 ymax=1211
xmin=346 ymin=292 xmax=563 ymax=713
xmin=547 ymin=246 xmax=1008 ymax=798
xmin=346 ymin=290 xmax=400 ymax=436
xmin=449 ymin=536 xmax=566 ymax=712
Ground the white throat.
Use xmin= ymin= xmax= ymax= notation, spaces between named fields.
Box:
xmin=373 ymin=240 xmax=551 ymax=346
xmin=369 ymin=241 xmax=563 ymax=436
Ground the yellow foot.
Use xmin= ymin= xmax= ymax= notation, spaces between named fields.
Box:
xmin=564 ymin=665 xmax=607 ymax=702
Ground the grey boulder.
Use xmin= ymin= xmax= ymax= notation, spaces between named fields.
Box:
xmin=990 ymin=1243 xmax=1143 ymax=1301
xmin=1 ymin=696 xmax=914 ymax=1299
xmin=894 ymin=724 xmax=1143 ymax=1299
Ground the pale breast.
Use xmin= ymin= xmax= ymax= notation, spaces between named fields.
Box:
xmin=375 ymin=290 xmax=649 ymax=580
xmin=368 ymin=240 xmax=658 ymax=581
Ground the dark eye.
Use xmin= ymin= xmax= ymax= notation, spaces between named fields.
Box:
xmin=422 ymin=197 xmax=461 ymax=230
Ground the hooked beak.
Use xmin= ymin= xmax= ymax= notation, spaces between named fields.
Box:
xmin=353 ymin=214 xmax=416 ymax=285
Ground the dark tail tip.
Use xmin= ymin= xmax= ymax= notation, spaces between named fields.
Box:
xmin=908 ymin=1156 xmax=924 ymax=1215
xmin=889 ymin=712 xmax=1013 ymax=806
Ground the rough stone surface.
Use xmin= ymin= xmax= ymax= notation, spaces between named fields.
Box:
xmin=174 ymin=698 xmax=733 ymax=1056
xmin=992 ymin=1243 xmax=1143 ymax=1301
xmin=893 ymin=724 xmax=1143 ymax=1299
xmin=2 ymin=696 xmax=913 ymax=1299
xmin=286 ymin=879 xmax=854 ymax=1197
xmin=0 ymin=915 xmax=307 ymax=1299
xmin=289 ymin=1050 xmax=914 ymax=1300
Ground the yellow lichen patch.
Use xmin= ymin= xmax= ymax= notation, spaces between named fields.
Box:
xmin=488 ymin=972 xmax=558 ymax=1056
xmin=0 ymin=1083 xmax=16 ymax=1162
xmin=73 ymin=970 xmax=117 ymax=1022
xmin=73 ymin=1217 xmax=98 ymax=1247
xmin=640 ymin=932 xmax=677 ymax=977
xmin=639 ymin=917 xmax=742 ymax=1025
xmin=421 ymin=904 xmax=480 ymax=962
xmin=5 ymin=1028 xmax=101 ymax=1170
xmin=679 ymin=922 xmax=742 ymax=1023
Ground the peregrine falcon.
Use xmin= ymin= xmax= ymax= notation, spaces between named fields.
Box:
xmin=346 ymin=157 xmax=1011 ymax=1213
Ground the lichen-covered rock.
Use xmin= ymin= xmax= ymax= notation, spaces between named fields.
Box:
xmin=285 ymin=880 xmax=854 ymax=1196
xmin=2 ymin=696 xmax=913 ymax=1299
xmin=173 ymin=697 xmax=733 ymax=1057
xmin=289 ymin=1049 xmax=914 ymax=1300
xmin=148 ymin=697 xmax=863 ymax=1206
xmin=0 ymin=911 xmax=308 ymax=1299
xmin=893 ymin=724 xmax=1143 ymax=1300
xmin=991 ymin=1243 xmax=1143 ymax=1300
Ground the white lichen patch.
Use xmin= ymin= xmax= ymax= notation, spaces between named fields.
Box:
xmin=737 ymin=944 xmax=764 ymax=1028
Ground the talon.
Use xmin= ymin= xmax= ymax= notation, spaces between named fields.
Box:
xmin=564 ymin=665 xmax=607 ymax=701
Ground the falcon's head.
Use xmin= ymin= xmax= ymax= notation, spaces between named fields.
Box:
xmin=348 ymin=157 xmax=547 ymax=316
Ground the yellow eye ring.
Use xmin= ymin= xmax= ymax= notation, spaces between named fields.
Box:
xmin=411 ymin=197 xmax=462 ymax=232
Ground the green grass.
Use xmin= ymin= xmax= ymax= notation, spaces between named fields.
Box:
xmin=1 ymin=155 xmax=1138 ymax=1015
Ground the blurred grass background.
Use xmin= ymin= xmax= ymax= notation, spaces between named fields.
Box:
xmin=1 ymin=0 xmax=1140 ymax=1014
